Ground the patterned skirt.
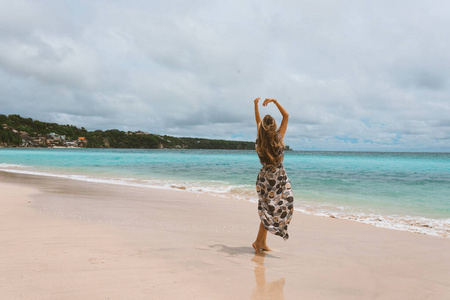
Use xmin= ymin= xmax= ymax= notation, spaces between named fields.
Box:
xmin=256 ymin=163 xmax=294 ymax=240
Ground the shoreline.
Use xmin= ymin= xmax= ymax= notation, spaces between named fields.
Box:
xmin=0 ymin=164 xmax=448 ymax=239
xmin=1 ymin=171 xmax=450 ymax=299
xmin=2 ymin=145 xmax=450 ymax=153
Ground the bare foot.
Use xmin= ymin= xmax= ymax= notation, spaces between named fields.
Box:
xmin=253 ymin=242 xmax=272 ymax=253
xmin=252 ymin=242 xmax=261 ymax=254
xmin=261 ymin=244 xmax=272 ymax=252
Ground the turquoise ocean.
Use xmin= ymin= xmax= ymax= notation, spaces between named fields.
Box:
xmin=1 ymin=148 xmax=449 ymax=237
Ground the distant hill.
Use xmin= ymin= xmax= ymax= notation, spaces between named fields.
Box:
xmin=0 ymin=114 xmax=256 ymax=150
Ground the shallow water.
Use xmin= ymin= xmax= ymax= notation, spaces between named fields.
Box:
xmin=1 ymin=148 xmax=449 ymax=237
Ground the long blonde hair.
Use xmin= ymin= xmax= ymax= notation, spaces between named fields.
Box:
xmin=256 ymin=115 xmax=285 ymax=165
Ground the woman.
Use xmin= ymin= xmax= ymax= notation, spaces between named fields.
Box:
xmin=252 ymin=97 xmax=294 ymax=254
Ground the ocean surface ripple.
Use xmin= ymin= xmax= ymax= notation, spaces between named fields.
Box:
xmin=1 ymin=148 xmax=449 ymax=238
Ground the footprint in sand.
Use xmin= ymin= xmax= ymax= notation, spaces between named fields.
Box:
xmin=88 ymin=258 xmax=104 ymax=264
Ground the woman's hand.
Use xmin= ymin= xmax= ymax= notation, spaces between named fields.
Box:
xmin=254 ymin=97 xmax=261 ymax=105
xmin=263 ymin=98 xmax=277 ymax=106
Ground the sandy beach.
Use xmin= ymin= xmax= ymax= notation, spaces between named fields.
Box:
xmin=1 ymin=171 xmax=449 ymax=299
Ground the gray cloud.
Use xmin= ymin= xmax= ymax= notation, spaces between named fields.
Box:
xmin=0 ymin=0 xmax=449 ymax=151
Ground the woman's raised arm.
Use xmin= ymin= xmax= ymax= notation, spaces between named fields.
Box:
xmin=263 ymin=98 xmax=289 ymax=139
xmin=254 ymin=97 xmax=261 ymax=127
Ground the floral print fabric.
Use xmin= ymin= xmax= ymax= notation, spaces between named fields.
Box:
xmin=256 ymin=145 xmax=294 ymax=240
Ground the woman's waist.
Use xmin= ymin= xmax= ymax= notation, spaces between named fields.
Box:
xmin=259 ymin=162 xmax=285 ymax=173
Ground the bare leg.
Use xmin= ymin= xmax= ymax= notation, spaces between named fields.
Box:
xmin=252 ymin=222 xmax=272 ymax=253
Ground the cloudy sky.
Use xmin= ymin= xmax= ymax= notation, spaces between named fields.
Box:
xmin=1 ymin=0 xmax=449 ymax=151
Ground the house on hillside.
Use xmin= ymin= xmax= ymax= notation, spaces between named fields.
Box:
xmin=77 ymin=137 xmax=87 ymax=146
xmin=135 ymin=131 xmax=150 ymax=135
xmin=20 ymin=131 xmax=31 ymax=146
xmin=65 ymin=141 xmax=78 ymax=147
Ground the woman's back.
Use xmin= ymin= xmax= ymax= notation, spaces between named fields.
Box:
xmin=256 ymin=131 xmax=285 ymax=166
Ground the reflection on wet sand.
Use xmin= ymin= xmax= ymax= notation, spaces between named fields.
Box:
xmin=251 ymin=252 xmax=285 ymax=300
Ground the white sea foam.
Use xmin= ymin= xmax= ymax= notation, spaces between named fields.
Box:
xmin=0 ymin=163 xmax=251 ymax=199
xmin=0 ymin=163 xmax=26 ymax=169
xmin=1 ymin=163 xmax=448 ymax=238
xmin=295 ymin=206 xmax=449 ymax=238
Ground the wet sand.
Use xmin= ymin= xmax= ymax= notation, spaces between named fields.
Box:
xmin=1 ymin=171 xmax=449 ymax=299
